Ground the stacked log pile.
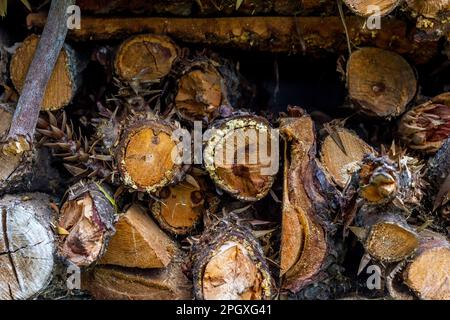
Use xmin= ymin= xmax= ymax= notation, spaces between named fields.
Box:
xmin=0 ymin=0 xmax=449 ymax=300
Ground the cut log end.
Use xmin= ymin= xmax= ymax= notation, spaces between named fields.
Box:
xmin=114 ymin=34 xmax=178 ymax=81
xmin=204 ymin=116 xmax=277 ymax=201
xmin=175 ymin=64 xmax=224 ymax=123
xmin=118 ymin=120 xmax=183 ymax=193
xmin=347 ymin=47 xmax=417 ymax=118
xmin=320 ymin=127 xmax=374 ymax=188
xmin=365 ymin=222 xmax=419 ymax=263
xmin=404 ymin=244 xmax=450 ymax=300
xmin=192 ymin=220 xmax=273 ymax=300
xmin=344 ymin=0 xmax=402 ymax=17
xmin=151 ymin=179 xmax=204 ymax=236
xmin=202 ymin=241 xmax=266 ymax=300
xmin=100 ymin=204 xmax=176 ymax=269
xmin=58 ymin=181 xmax=116 ymax=267
xmin=0 ymin=193 xmax=55 ymax=300
xmin=10 ymin=35 xmax=78 ymax=111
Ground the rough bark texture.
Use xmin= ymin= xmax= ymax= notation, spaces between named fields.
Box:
xmin=58 ymin=181 xmax=117 ymax=268
xmin=10 ymin=34 xmax=84 ymax=111
xmin=76 ymin=0 xmax=334 ymax=16
xmin=0 ymin=193 xmax=55 ymax=300
xmin=203 ymin=115 xmax=277 ymax=201
xmin=100 ymin=204 xmax=178 ymax=268
xmin=279 ymin=110 xmax=336 ymax=293
xmin=4 ymin=0 xmax=75 ymax=155
xmin=26 ymin=14 xmax=440 ymax=63
xmin=347 ymin=47 xmax=417 ymax=118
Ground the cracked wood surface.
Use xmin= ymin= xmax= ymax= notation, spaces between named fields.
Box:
xmin=0 ymin=194 xmax=55 ymax=300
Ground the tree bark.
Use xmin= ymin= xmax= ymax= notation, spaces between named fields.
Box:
xmin=58 ymin=181 xmax=117 ymax=268
xmin=26 ymin=14 xmax=440 ymax=63
xmin=3 ymin=0 xmax=74 ymax=156
xmin=279 ymin=109 xmax=337 ymax=293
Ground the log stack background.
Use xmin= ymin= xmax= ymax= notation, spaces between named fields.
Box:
xmin=0 ymin=0 xmax=449 ymax=300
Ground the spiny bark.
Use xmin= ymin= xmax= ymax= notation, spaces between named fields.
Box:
xmin=3 ymin=0 xmax=75 ymax=156
xmin=203 ymin=115 xmax=277 ymax=202
xmin=191 ymin=218 xmax=273 ymax=300
xmin=26 ymin=14 xmax=440 ymax=63
xmin=10 ymin=34 xmax=84 ymax=111
xmin=0 ymin=193 xmax=56 ymax=300
xmin=399 ymin=92 xmax=450 ymax=154
xmin=347 ymin=47 xmax=418 ymax=118
xmin=100 ymin=204 xmax=178 ymax=268
xmin=58 ymin=181 xmax=117 ymax=268
xmin=114 ymin=34 xmax=179 ymax=82
xmin=320 ymin=126 xmax=375 ymax=188
xmin=82 ymin=262 xmax=192 ymax=300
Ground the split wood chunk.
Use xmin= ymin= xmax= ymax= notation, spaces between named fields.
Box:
xmin=100 ymin=204 xmax=177 ymax=268
xmin=204 ymin=115 xmax=277 ymax=202
xmin=343 ymin=0 xmax=402 ymax=17
xmin=403 ymin=232 xmax=450 ymax=300
xmin=114 ymin=34 xmax=179 ymax=82
xmin=82 ymin=263 xmax=192 ymax=300
xmin=0 ymin=104 xmax=31 ymax=194
xmin=58 ymin=181 xmax=116 ymax=268
xmin=151 ymin=176 xmax=205 ymax=236
xmin=347 ymin=47 xmax=417 ymax=118
xmin=320 ymin=127 xmax=375 ymax=188
xmin=117 ymin=118 xmax=185 ymax=193
xmin=10 ymin=34 xmax=82 ymax=111
xmin=399 ymin=92 xmax=450 ymax=154
xmin=174 ymin=61 xmax=228 ymax=123
xmin=192 ymin=219 xmax=273 ymax=300
xmin=279 ymin=113 xmax=329 ymax=293
xmin=0 ymin=193 xmax=55 ymax=300
xmin=26 ymin=15 xmax=440 ymax=64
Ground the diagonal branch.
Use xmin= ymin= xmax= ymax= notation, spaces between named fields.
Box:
xmin=2 ymin=0 xmax=74 ymax=156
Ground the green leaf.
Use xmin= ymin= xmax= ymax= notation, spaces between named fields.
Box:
xmin=94 ymin=181 xmax=118 ymax=212
xmin=20 ymin=0 xmax=31 ymax=11
xmin=235 ymin=0 xmax=244 ymax=10
xmin=0 ymin=0 xmax=7 ymax=18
